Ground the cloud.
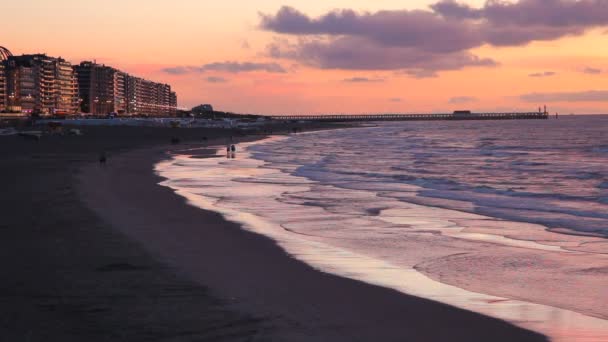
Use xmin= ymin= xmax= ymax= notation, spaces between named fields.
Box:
xmin=261 ymin=6 xmax=483 ymax=53
xmin=433 ymin=0 xmax=608 ymax=28
xmin=583 ymin=67 xmax=602 ymax=74
xmin=162 ymin=66 xmax=192 ymax=75
xmin=529 ymin=71 xmax=557 ymax=77
xmin=162 ymin=61 xmax=286 ymax=74
xmin=266 ymin=36 xmax=496 ymax=71
xmin=389 ymin=97 xmax=402 ymax=102
xmin=520 ymin=90 xmax=608 ymax=102
xmin=402 ymin=69 xmax=439 ymax=79
xmin=199 ymin=61 xmax=286 ymax=73
xmin=449 ymin=96 xmax=478 ymax=104
xmin=260 ymin=2 xmax=608 ymax=72
xmin=433 ymin=0 xmax=608 ymax=46
xmin=343 ymin=77 xmax=384 ymax=83
xmin=206 ymin=76 xmax=228 ymax=83
xmin=430 ymin=1 xmax=482 ymax=20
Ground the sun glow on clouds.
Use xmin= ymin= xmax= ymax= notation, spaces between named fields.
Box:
xmin=4 ymin=0 xmax=608 ymax=114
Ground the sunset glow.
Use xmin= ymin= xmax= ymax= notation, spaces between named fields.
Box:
xmin=5 ymin=0 xmax=608 ymax=114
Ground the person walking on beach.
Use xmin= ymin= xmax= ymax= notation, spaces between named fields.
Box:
xmin=99 ymin=151 xmax=107 ymax=165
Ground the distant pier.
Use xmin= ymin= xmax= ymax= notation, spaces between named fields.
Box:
xmin=270 ymin=111 xmax=549 ymax=122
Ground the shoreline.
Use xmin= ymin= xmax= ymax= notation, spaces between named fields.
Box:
xmin=0 ymin=126 xmax=276 ymax=341
xmin=155 ymin=134 xmax=608 ymax=341
xmin=77 ymin=134 xmax=546 ymax=340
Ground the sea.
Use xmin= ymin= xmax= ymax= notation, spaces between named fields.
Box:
xmin=156 ymin=115 xmax=608 ymax=341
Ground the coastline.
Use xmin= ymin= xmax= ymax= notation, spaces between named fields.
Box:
xmin=154 ymin=132 xmax=608 ymax=341
xmin=76 ymin=133 xmax=546 ymax=341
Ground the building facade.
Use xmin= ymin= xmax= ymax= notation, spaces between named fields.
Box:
xmin=114 ymin=71 xmax=127 ymax=114
xmin=3 ymin=54 xmax=79 ymax=115
xmin=54 ymin=59 xmax=79 ymax=115
xmin=0 ymin=47 xmax=178 ymax=117
xmin=0 ymin=47 xmax=10 ymax=112
xmin=0 ymin=63 xmax=6 ymax=112
xmin=125 ymin=75 xmax=177 ymax=116
xmin=74 ymin=61 xmax=121 ymax=115
xmin=76 ymin=62 xmax=177 ymax=116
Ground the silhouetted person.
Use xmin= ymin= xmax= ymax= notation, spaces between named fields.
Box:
xmin=99 ymin=151 xmax=107 ymax=165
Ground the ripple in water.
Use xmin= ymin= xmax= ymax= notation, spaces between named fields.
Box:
xmin=157 ymin=117 xmax=608 ymax=341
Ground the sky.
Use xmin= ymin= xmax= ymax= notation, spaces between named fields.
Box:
xmin=3 ymin=0 xmax=608 ymax=114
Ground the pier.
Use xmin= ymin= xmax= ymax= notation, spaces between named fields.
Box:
xmin=270 ymin=111 xmax=549 ymax=122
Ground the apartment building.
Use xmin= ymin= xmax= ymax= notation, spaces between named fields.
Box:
xmin=75 ymin=61 xmax=119 ymax=115
xmin=77 ymin=62 xmax=177 ymax=116
xmin=125 ymin=75 xmax=176 ymax=116
xmin=1 ymin=46 xmax=178 ymax=117
xmin=4 ymin=54 xmax=78 ymax=115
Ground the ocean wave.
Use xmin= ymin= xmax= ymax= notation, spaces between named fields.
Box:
xmin=590 ymin=145 xmax=608 ymax=153
xmin=510 ymin=160 xmax=549 ymax=167
xmin=565 ymin=171 xmax=604 ymax=180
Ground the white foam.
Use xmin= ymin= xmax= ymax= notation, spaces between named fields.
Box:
xmin=156 ymin=135 xmax=608 ymax=341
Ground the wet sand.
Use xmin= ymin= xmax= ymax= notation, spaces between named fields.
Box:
xmin=76 ymin=137 xmax=547 ymax=341
xmin=154 ymin=138 xmax=608 ymax=341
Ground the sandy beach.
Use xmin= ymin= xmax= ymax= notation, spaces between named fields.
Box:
xmin=1 ymin=124 xmax=546 ymax=341
xmin=0 ymin=126 xmax=270 ymax=341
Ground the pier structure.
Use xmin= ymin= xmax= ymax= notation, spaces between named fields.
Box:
xmin=270 ymin=111 xmax=549 ymax=122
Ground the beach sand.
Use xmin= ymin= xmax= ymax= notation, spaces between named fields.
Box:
xmin=1 ymin=124 xmax=546 ymax=341
xmin=0 ymin=126 xmax=270 ymax=341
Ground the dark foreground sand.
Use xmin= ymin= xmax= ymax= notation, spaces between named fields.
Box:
xmin=1 ymin=124 xmax=547 ymax=341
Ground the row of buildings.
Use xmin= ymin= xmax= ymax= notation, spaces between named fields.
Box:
xmin=0 ymin=46 xmax=177 ymax=116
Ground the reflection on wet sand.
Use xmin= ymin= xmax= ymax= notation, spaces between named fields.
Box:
xmin=156 ymin=136 xmax=608 ymax=341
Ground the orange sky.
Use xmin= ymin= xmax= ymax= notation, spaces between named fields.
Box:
xmin=3 ymin=0 xmax=607 ymax=114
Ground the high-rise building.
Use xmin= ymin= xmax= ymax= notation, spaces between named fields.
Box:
xmin=170 ymin=91 xmax=177 ymax=116
xmin=1 ymin=47 xmax=178 ymax=117
xmin=5 ymin=57 xmax=37 ymax=114
xmin=4 ymin=54 xmax=79 ymax=115
xmin=54 ymin=59 xmax=79 ymax=115
xmin=114 ymin=71 xmax=127 ymax=114
xmin=74 ymin=61 xmax=119 ymax=115
xmin=76 ymin=62 xmax=177 ymax=116
xmin=124 ymin=75 xmax=177 ymax=116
